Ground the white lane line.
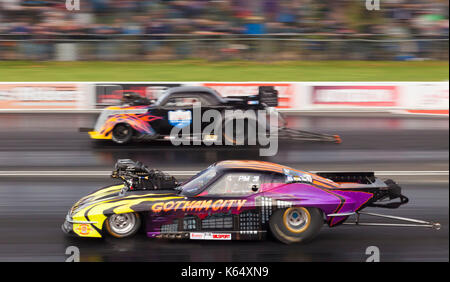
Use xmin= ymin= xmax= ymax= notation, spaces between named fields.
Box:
xmin=0 ymin=171 xmax=198 ymax=176
xmin=0 ymin=171 xmax=447 ymax=177
xmin=0 ymin=108 xmax=448 ymax=117
xmin=310 ymin=171 xmax=450 ymax=176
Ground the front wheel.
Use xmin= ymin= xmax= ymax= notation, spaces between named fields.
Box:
xmin=105 ymin=213 xmax=141 ymax=238
xmin=112 ymin=123 xmax=133 ymax=144
xmin=269 ymin=207 xmax=323 ymax=244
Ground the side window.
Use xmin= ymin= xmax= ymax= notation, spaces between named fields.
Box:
xmin=164 ymin=97 xmax=202 ymax=107
xmin=264 ymin=173 xmax=286 ymax=189
xmin=207 ymin=172 xmax=262 ymax=196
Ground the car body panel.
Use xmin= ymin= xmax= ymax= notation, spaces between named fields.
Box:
xmin=63 ymin=161 xmax=377 ymax=239
xmin=90 ymin=110 xmax=163 ymax=140
xmin=87 ymin=87 xmax=267 ymax=141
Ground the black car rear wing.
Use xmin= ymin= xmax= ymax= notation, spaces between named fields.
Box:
xmin=230 ymin=86 xmax=279 ymax=107
xmin=111 ymin=159 xmax=179 ymax=191
xmin=257 ymin=86 xmax=279 ymax=107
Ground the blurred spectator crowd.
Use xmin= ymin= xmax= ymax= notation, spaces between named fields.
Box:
xmin=0 ymin=0 xmax=448 ymax=60
xmin=1 ymin=0 xmax=448 ymax=36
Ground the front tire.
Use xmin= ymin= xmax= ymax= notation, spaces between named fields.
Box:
xmin=112 ymin=123 xmax=133 ymax=144
xmin=269 ymin=207 xmax=323 ymax=244
xmin=105 ymin=213 xmax=141 ymax=238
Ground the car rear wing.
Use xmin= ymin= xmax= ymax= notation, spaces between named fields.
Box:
xmin=257 ymin=86 xmax=279 ymax=107
xmin=316 ymin=172 xmax=377 ymax=185
xmin=317 ymin=171 xmax=409 ymax=209
xmin=229 ymin=86 xmax=279 ymax=107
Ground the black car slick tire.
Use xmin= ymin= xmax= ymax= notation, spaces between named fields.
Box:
xmin=112 ymin=123 xmax=133 ymax=144
xmin=222 ymin=118 xmax=251 ymax=146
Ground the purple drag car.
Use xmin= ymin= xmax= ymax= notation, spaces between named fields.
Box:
xmin=62 ymin=159 xmax=440 ymax=244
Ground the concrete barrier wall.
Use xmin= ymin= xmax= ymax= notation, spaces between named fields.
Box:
xmin=0 ymin=81 xmax=448 ymax=115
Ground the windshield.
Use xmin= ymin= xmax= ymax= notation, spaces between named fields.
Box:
xmin=179 ymin=166 xmax=218 ymax=196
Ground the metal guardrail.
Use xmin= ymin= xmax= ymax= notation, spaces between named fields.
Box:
xmin=0 ymin=34 xmax=448 ymax=61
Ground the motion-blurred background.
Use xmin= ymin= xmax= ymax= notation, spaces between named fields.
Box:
xmin=0 ymin=0 xmax=448 ymax=61
xmin=0 ymin=0 xmax=448 ymax=262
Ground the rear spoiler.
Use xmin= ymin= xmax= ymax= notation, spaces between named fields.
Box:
xmin=230 ymin=86 xmax=279 ymax=107
xmin=257 ymin=86 xmax=278 ymax=107
xmin=317 ymin=172 xmax=408 ymax=208
xmin=316 ymin=172 xmax=377 ymax=185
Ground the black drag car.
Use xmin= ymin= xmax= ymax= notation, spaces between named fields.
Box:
xmin=82 ymin=86 xmax=341 ymax=145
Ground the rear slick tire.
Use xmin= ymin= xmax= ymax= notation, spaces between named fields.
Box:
xmin=269 ymin=207 xmax=323 ymax=244
xmin=222 ymin=119 xmax=249 ymax=146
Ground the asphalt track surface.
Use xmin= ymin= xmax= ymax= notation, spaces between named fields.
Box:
xmin=0 ymin=113 xmax=448 ymax=262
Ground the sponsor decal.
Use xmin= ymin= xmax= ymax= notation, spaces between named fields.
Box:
xmin=0 ymin=84 xmax=82 ymax=109
xmin=190 ymin=232 xmax=205 ymax=240
xmin=75 ymin=224 xmax=92 ymax=235
xmin=412 ymin=84 xmax=449 ymax=112
xmin=283 ymin=168 xmax=313 ymax=183
xmin=169 ymin=105 xmax=279 ymax=157
xmin=312 ymin=86 xmax=398 ymax=107
xmin=190 ymin=232 xmax=232 ymax=240
xmin=404 ymin=84 xmax=449 ymax=115
xmin=168 ymin=110 xmax=192 ymax=128
xmin=211 ymin=233 xmax=231 ymax=240
xmin=203 ymin=83 xmax=293 ymax=108
xmin=151 ymin=199 xmax=247 ymax=213
xmin=203 ymin=134 xmax=218 ymax=142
